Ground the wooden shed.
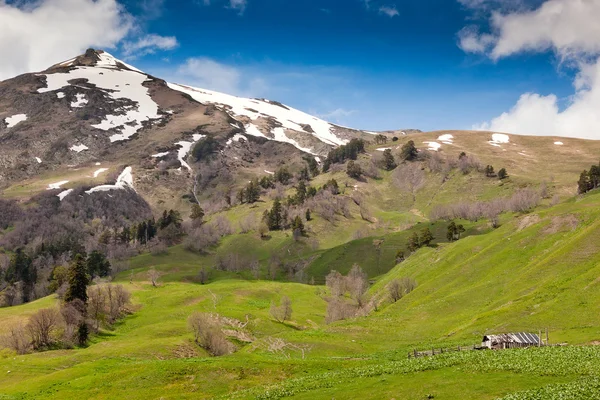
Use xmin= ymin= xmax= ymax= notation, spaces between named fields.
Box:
xmin=481 ymin=332 xmax=541 ymax=349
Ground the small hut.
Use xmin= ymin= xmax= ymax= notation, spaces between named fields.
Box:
xmin=481 ymin=332 xmax=541 ymax=349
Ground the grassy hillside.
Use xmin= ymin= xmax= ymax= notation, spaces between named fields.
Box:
xmin=2 ymin=190 xmax=600 ymax=398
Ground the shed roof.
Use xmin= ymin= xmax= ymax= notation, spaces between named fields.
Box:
xmin=483 ymin=332 xmax=540 ymax=344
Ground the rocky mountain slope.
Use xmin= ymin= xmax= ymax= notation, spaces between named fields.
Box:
xmin=0 ymin=49 xmax=381 ymax=208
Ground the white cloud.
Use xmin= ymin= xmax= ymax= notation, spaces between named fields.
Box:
xmin=122 ymin=34 xmax=178 ymax=58
xmin=319 ymin=108 xmax=357 ymax=121
xmin=379 ymin=5 xmax=399 ymax=17
xmin=228 ymin=0 xmax=247 ymax=14
xmin=0 ymin=0 xmax=132 ymax=80
xmin=175 ymin=57 xmax=242 ymax=94
xmin=463 ymin=0 xmax=600 ymax=139
xmin=168 ymin=57 xmax=267 ymax=97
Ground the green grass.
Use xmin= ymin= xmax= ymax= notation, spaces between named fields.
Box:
xmin=4 ymin=143 xmax=600 ymax=398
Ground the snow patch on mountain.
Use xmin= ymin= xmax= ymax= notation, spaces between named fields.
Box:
xmin=152 ymin=151 xmax=170 ymax=158
xmin=226 ymin=134 xmax=246 ymax=146
xmin=93 ymin=168 xmax=109 ymax=178
xmin=57 ymin=189 xmax=73 ymax=201
xmin=71 ymin=93 xmax=88 ymax=108
xmin=70 ymin=144 xmax=89 ymax=153
xmin=4 ymin=114 xmax=27 ymax=128
xmin=166 ymin=83 xmax=348 ymax=152
xmin=35 ymin=157 xmax=42 ymax=164
xmin=424 ymin=141 xmax=441 ymax=151
xmin=555 ymin=141 xmax=564 ymax=146
xmin=489 ymin=134 xmax=510 ymax=146
xmin=57 ymin=92 xmax=65 ymax=99
xmin=175 ymin=134 xmax=205 ymax=171
xmin=86 ymin=167 xmax=134 ymax=194
xmin=38 ymin=52 xmax=161 ymax=143
xmin=48 ymin=181 xmax=69 ymax=190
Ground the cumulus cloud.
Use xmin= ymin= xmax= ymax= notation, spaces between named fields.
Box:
xmin=462 ymin=0 xmax=600 ymax=139
xmin=170 ymin=57 xmax=267 ymax=97
xmin=122 ymin=34 xmax=178 ymax=58
xmin=379 ymin=5 xmax=399 ymax=17
xmin=0 ymin=0 xmax=132 ymax=80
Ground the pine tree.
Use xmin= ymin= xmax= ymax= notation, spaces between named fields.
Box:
xmin=395 ymin=250 xmax=405 ymax=264
xmin=65 ymin=254 xmax=90 ymax=304
xmin=498 ymin=168 xmax=508 ymax=180
xmin=382 ymin=149 xmax=397 ymax=171
xmin=298 ymin=167 xmax=310 ymax=182
xmin=295 ymin=181 xmax=307 ymax=204
xmin=87 ymin=251 xmax=111 ymax=278
xmin=305 ymin=209 xmax=312 ymax=221
xmin=5 ymin=248 xmax=36 ymax=302
xmin=407 ymin=232 xmax=421 ymax=252
xmin=578 ymin=170 xmax=592 ymax=194
xmin=447 ymin=222 xmax=457 ymax=241
xmin=346 ymin=160 xmax=363 ymax=179
xmin=190 ymin=204 xmax=205 ymax=222
xmin=420 ymin=228 xmax=434 ymax=247
xmin=400 ymin=140 xmax=418 ymax=161
xmin=77 ymin=322 xmax=89 ymax=346
xmin=291 ymin=216 xmax=306 ymax=237
xmin=267 ymin=199 xmax=283 ymax=231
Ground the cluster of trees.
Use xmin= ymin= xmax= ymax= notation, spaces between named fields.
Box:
xmin=374 ymin=134 xmax=388 ymax=145
xmin=577 ymin=164 xmax=600 ymax=194
xmin=322 ymin=139 xmax=365 ymax=172
xmin=406 ymin=227 xmax=434 ymax=252
xmin=192 ymin=136 xmax=220 ymax=162
xmin=400 ymin=140 xmax=419 ymax=161
xmin=0 ymin=255 xmax=131 ymax=354
xmin=485 ymin=165 xmax=508 ymax=179
xmin=446 ymin=222 xmax=466 ymax=242
xmin=324 ymin=265 xmax=370 ymax=323
xmin=346 ymin=160 xmax=363 ymax=179
xmin=430 ymin=188 xmax=542 ymax=227
xmin=0 ymin=186 xmax=157 ymax=305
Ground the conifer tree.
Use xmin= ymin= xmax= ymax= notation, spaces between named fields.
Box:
xmin=498 ymin=168 xmax=508 ymax=180
xmin=382 ymin=149 xmax=397 ymax=171
xmin=65 ymin=254 xmax=90 ymax=304
xmin=87 ymin=251 xmax=111 ymax=278
xmin=407 ymin=232 xmax=421 ymax=252
xmin=419 ymin=228 xmax=434 ymax=247
xmin=305 ymin=209 xmax=312 ymax=221
xmin=267 ymin=199 xmax=283 ymax=231
xmin=400 ymin=140 xmax=418 ymax=161
xmin=190 ymin=204 xmax=205 ymax=222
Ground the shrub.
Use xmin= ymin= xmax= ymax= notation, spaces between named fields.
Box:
xmin=188 ymin=312 xmax=232 ymax=356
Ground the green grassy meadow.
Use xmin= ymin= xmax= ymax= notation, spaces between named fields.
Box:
xmin=2 ymin=188 xmax=600 ymax=399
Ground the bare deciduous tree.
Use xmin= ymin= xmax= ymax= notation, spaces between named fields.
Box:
xmin=26 ymin=308 xmax=61 ymax=350
xmin=270 ymin=296 xmax=293 ymax=323
xmin=0 ymin=324 xmax=30 ymax=354
xmin=392 ymin=163 xmax=425 ymax=203
xmin=148 ymin=268 xmax=161 ymax=287
xmin=188 ymin=312 xmax=232 ymax=356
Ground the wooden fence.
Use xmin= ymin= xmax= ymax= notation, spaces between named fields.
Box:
xmin=408 ymin=344 xmax=480 ymax=359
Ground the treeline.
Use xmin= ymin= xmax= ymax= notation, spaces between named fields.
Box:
xmin=323 ymin=139 xmax=365 ymax=172
xmin=0 ymin=254 xmax=132 ymax=354
xmin=578 ymin=163 xmax=600 ymax=194
xmin=0 ymin=196 xmax=184 ymax=306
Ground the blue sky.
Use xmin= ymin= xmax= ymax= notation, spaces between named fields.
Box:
xmin=3 ymin=0 xmax=597 ymax=137
xmin=107 ymin=0 xmax=574 ymax=132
